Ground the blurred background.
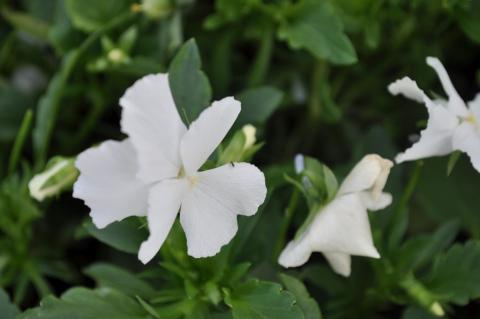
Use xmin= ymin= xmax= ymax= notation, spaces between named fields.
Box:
xmin=1 ymin=0 xmax=480 ymax=318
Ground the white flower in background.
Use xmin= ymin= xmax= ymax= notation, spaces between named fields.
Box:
xmin=278 ymin=154 xmax=393 ymax=277
xmin=389 ymin=57 xmax=480 ymax=172
xmin=73 ymin=74 xmax=267 ymax=263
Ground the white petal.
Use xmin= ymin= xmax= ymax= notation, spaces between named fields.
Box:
xmin=338 ymin=154 xmax=393 ymax=196
xmin=120 ymin=74 xmax=187 ymax=183
xmin=395 ymin=105 xmax=459 ymax=163
xmin=308 ymin=193 xmax=380 ymax=258
xmin=388 ymin=77 xmax=427 ymax=103
xmin=278 ymin=235 xmax=313 ymax=268
xmin=426 ymin=57 xmax=468 ymax=117
xmin=138 ymin=178 xmax=187 ymax=264
xmin=323 ymin=252 xmax=351 ymax=277
xmin=180 ymin=97 xmax=240 ymax=175
xmin=452 ymin=122 xmax=480 ymax=172
xmin=468 ymin=93 xmax=480 ymax=121
xmin=359 ymin=192 xmax=393 ymax=211
xmin=278 ymin=193 xmax=381 ymax=270
xmin=73 ymin=139 xmax=149 ymax=229
xmin=180 ymin=162 xmax=266 ymax=257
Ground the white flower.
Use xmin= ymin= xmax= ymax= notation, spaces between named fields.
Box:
xmin=389 ymin=57 xmax=480 ymax=172
xmin=278 ymin=154 xmax=393 ymax=277
xmin=73 ymin=74 xmax=267 ymax=263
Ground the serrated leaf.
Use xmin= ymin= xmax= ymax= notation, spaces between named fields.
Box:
xmin=0 ymin=288 xmax=19 ymax=319
xmin=169 ymin=39 xmax=212 ymax=124
xmin=279 ymin=274 xmax=322 ymax=319
xmin=84 ymin=217 xmax=147 ymax=254
xmin=278 ymin=0 xmax=357 ymax=65
xmin=65 ymin=0 xmax=132 ymax=32
xmin=20 ymin=287 xmax=147 ymax=319
xmin=84 ymin=263 xmax=156 ymax=298
xmin=235 ymin=86 xmax=283 ymax=128
xmin=225 ymin=279 xmax=304 ymax=319
xmin=423 ymin=240 xmax=480 ymax=305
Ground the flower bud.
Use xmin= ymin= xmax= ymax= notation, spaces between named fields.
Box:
xmin=29 ymin=156 xmax=78 ymax=201
xmin=140 ymin=0 xmax=173 ymax=19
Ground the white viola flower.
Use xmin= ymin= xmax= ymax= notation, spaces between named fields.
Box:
xmin=73 ymin=74 xmax=267 ymax=263
xmin=278 ymin=154 xmax=393 ymax=277
xmin=389 ymin=57 xmax=480 ymax=172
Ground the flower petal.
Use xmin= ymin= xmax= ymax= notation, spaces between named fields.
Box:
xmin=426 ymin=57 xmax=468 ymax=117
xmin=468 ymin=93 xmax=480 ymax=121
xmin=180 ymin=97 xmax=241 ymax=175
xmin=452 ymin=122 xmax=480 ymax=172
xmin=73 ymin=139 xmax=149 ymax=229
xmin=338 ymin=154 xmax=393 ymax=196
xmin=138 ymin=178 xmax=188 ymax=264
xmin=311 ymin=194 xmax=380 ymax=256
xmin=278 ymin=236 xmax=312 ymax=268
xmin=180 ymin=162 xmax=266 ymax=257
xmin=120 ymin=74 xmax=187 ymax=182
xmin=323 ymin=252 xmax=351 ymax=277
xmin=388 ymin=76 xmax=427 ymax=103
xmin=395 ymin=105 xmax=459 ymax=163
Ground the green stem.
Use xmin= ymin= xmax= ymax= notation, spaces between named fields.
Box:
xmin=387 ymin=161 xmax=423 ymax=249
xmin=273 ymin=189 xmax=300 ymax=260
xmin=399 ymin=274 xmax=444 ymax=317
xmin=247 ymin=28 xmax=274 ymax=87
xmin=7 ymin=109 xmax=33 ymax=175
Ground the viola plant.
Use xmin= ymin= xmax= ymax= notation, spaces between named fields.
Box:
xmin=1 ymin=1 xmax=480 ymax=319
xmin=73 ymin=73 xmax=267 ymax=263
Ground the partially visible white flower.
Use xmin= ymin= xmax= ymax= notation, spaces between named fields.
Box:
xmin=73 ymin=74 xmax=267 ymax=263
xmin=29 ymin=157 xmax=78 ymax=201
xmin=278 ymin=154 xmax=393 ymax=277
xmin=389 ymin=57 xmax=480 ymax=172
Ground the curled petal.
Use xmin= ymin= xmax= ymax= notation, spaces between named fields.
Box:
xmin=73 ymin=139 xmax=149 ymax=229
xmin=180 ymin=163 xmax=266 ymax=257
xmin=180 ymin=97 xmax=241 ymax=175
xmin=278 ymin=235 xmax=312 ymax=268
xmin=138 ymin=178 xmax=187 ymax=264
xmin=395 ymin=106 xmax=459 ymax=163
xmin=388 ymin=77 xmax=427 ymax=104
xmin=338 ymin=154 xmax=393 ymax=197
xmin=323 ymin=252 xmax=351 ymax=277
xmin=452 ymin=122 xmax=480 ymax=173
xmin=120 ymin=74 xmax=187 ymax=182
xmin=426 ymin=57 xmax=468 ymax=117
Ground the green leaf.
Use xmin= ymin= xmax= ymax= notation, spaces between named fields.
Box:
xmin=225 ymin=279 xmax=304 ymax=319
xmin=402 ymin=306 xmax=439 ymax=319
xmin=20 ymin=287 xmax=148 ymax=319
xmin=424 ymin=240 xmax=480 ymax=305
xmin=84 ymin=263 xmax=156 ymax=298
xmin=396 ymin=220 xmax=459 ymax=273
xmin=279 ymin=274 xmax=322 ymax=319
xmin=84 ymin=217 xmax=147 ymax=254
xmin=169 ymin=39 xmax=212 ymax=124
xmin=235 ymin=86 xmax=283 ymax=127
xmin=1 ymin=7 xmax=50 ymax=41
xmin=65 ymin=0 xmax=133 ymax=32
xmin=278 ymin=0 xmax=357 ymax=65
xmin=0 ymin=288 xmax=19 ymax=319
xmin=446 ymin=151 xmax=461 ymax=176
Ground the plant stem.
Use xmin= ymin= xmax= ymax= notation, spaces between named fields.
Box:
xmin=247 ymin=28 xmax=274 ymax=87
xmin=7 ymin=109 xmax=33 ymax=175
xmin=273 ymin=189 xmax=300 ymax=260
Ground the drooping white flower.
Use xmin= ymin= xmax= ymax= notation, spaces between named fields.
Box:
xmin=73 ymin=74 xmax=267 ymax=263
xmin=278 ymin=154 xmax=393 ymax=277
xmin=389 ymin=57 xmax=480 ymax=172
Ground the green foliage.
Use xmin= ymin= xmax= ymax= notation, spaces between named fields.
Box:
xmin=424 ymin=241 xmax=480 ymax=305
xmin=235 ymin=86 xmax=283 ymax=128
xmin=279 ymin=274 xmax=322 ymax=319
xmin=65 ymin=0 xmax=133 ymax=32
xmin=277 ymin=1 xmax=357 ymax=65
xmin=0 ymin=288 xmax=19 ymax=319
xmin=225 ymin=279 xmax=303 ymax=319
xmin=84 ymin=218 xmax=148 ymax=254
xmin=20 ymin=287 xmax=148 ymax=319
xmin=169 ymin=39 xmax=212 ymax=124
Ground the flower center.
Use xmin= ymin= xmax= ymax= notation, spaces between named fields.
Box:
xmin=464 ymin=112 xmax=479 ymax=130
xmin=186 ymin=175 xmax=199 ymax=187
